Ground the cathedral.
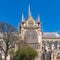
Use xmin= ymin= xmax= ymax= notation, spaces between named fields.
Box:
xmin=18 ymin=5 xmax=60 ymax=60
xmin=0 ymin=5 xmax=60 ymax=60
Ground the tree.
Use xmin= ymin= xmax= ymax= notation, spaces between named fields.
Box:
xmin=13 ymin=46 xmax=38 ymax=60
xmin=0 ymin=22 xmax=18 ymax=60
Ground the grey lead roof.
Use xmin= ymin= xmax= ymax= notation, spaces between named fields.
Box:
xmin=42 ymin=32 xmax=60 ymax=39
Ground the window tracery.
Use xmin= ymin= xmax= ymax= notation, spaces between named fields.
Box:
xmin=24 ymin=29 xmax=38 ymax=49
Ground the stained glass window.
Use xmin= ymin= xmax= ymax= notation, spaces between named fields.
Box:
xmin=24 ymin=29 xmax=38 ymax=49
xmin=24 ymin=29 xmax=38 ymax=43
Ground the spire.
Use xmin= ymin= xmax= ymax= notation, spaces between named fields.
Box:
xmin=28 ymin=4 xmax=31 ymax=17
xmin=38 ymin=14 xmax=40 ymax=22
xmin=22 ymin=12 xmax=24 ymax=22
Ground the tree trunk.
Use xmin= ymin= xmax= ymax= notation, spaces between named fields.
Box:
xmin=4 ymin=53 xmax=7 ymax=60
xmin=4 ymin=50 xmax=8 ymax=60
xmin=0 ymin=54 xmax=2 ymax=60
xmin=4 ymin=54 xmax=7 ymax=60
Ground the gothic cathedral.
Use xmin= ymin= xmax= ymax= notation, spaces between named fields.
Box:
xmin=18 ymin=5 xmax=60 ymax=60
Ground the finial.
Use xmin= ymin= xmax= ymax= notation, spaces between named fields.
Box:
xmin=22 ymin=12 xmax=24 ymax=22
xmin=28 ymin=4 xmax=31 ymax=17
xmin=38 ymin=14 xmax=40 ymax=22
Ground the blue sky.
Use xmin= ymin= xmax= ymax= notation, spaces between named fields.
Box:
xmin=0 ymin=0 xmax=60 ymax=33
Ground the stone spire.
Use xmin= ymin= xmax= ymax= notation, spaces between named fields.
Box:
xmin=22 ymin=12 xmax=24 ymax=22
xmin=38 ymin=14 xmax=40 ymax=22
xmin=28 ymin=4 xmax=31 ymax=17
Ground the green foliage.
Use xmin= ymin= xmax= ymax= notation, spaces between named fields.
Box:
xmin=13 ymin=46 xmax=38 ymax=60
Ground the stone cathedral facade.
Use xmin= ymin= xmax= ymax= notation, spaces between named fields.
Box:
xmin=18 ymin=5 xmax=60 ymax=60
xmin=19 ymin=15 xmax=42 ymax=60
xmin=19 ymin=15 xmax=60 ymax=60
xmin=0 ymin=5 xmax=60 ymax=60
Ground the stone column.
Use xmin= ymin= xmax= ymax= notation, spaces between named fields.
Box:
xmin=52 ymin=44 xmax=54 ymax=51
xmin=57 ymin=41 xmax=60 ymax=50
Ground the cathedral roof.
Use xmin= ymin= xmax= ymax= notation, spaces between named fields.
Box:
xmin=42 ymin=32 xmax=60 ymax=39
